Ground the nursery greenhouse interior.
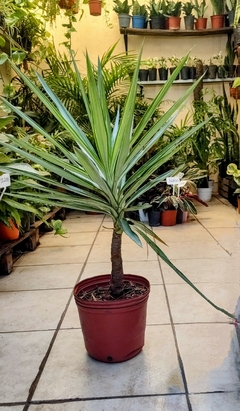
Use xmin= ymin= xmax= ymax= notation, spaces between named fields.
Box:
xmin=0 ymin=0 xmax=240 ymax=410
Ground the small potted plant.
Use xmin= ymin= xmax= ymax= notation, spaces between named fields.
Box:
xmin=168 ymin=55 xmax=181 ymax=78
xmin=158 ymin=56 xmax=168 ymax=80
xmin=209 ymin=0 xmax=225 ymax=28
xmin=132 ymin=0 xmax=148 ymax=28
xmin=166 ymin=1 xmax=182 ymax=30
xmin=182 ymin=1 xmax=195 ymax=30
xmin=226 ymin=163 xmax=240 ymax=212
xmin=138 ymin=60 xmax=149 ymax=80
xmin=146 ymin=57 xmax=159 ymax=80
xmin=148 ymin=0 xmax=166 ymax=29
xmin=113 ymin=0 xmax=132 ymax=28
xmin=191 ymin=0 xmax=207 ymax=29
xmin=229 ymin=76 xmax=240 ymax=99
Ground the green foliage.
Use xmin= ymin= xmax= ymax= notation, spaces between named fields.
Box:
xmin=148 ymin=0 xmax=167 ymax=16
xmin=209 ymin=0 xmax=224 ymax=15
xmin=166 ymin=0 xmax=182 ymax=16
xmin=182 ymin=1 xmax=194 ymax=16
xmin=132 ymin=0 xmax=148 ymax=16
xmin=190 ymin=0 xmax=207 ymax=18
xmin=227 ymin=163 xmax=240 ymax=193
xmin=113 ymin=0 xmax=131 ymax=14
xmin=0 ymin=50 xmax=235 ymax=318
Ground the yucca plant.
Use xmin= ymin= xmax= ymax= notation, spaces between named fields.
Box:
xmin=0 ymin=50 xmax=234 ymax=320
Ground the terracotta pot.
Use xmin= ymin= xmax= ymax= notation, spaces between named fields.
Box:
xmin=59 ymin=0 xmax=78 ymax=12
xmin=230 ymin=86 xmax=240 ymax=99
xmin=160 ymin=209 xmax=177 ymax=226
xmin=74 ymin=274 xmax=150 ymax=363
xmin=88 ymin=0 xmax=102 ymax=16
xmin=195 ymin=17 xmax=207 ymax=29
xmin=210 ymin=15 xmax=224 ymax=29
xmin=0 ymin=219 xmax=19 ymax=242
xmin=168 ymin=16 xmax=181 ymax=30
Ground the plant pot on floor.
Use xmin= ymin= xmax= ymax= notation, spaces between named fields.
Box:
xmin=197 ymin=187 xmax=213 ymax=202
xmin=176 ymin=209 xmax=188 ymax=224
xmin=0 ymin=220 xmax=19 ymax=242
xmin=118 ymin=13 xmax=131 ymax=28
xmin=88 ymin=0 xmax=102 ymax=16
xmin=74 ymin=274 xmax=150 ymax=363
xmin=160 ymin=209 xmax=177 ymax=226
xmin=148 ymin=208 xmax=161 ymax=226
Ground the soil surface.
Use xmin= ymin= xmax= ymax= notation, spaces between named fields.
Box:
xmin=77 ymin=281 xmax=148 ymax=301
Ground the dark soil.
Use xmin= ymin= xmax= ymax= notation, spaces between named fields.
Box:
xmin=77 ymin=281 xmax=148 ymax=302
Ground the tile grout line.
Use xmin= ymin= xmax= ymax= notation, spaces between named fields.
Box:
xmin=21 ymin=216 xmax=105 ymax=411
xmin=157 ymin=255 xmax=193 ymax=411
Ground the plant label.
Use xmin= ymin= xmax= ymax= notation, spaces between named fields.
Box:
xmin=0 ymin=173 xmax=10 ymax=188
xmin=166 ymin=177 xmax=180 ymax=185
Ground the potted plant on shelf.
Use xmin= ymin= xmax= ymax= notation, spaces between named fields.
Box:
xmin=113 ymin=0 xmax=132 ymax=28
xmin=230 ymin=76 xmax=240 ymax=98
xmin=226 ymin=163 xmax=240 ymax=212
xmin=225 ymin=0 xmax=236 ymax=26
xmin=191 ymin=0 xmax=207 ymax=29
xmin=168 ymin=55 xmax=181 ymax=78
xmin=182 ymin=1 xmax=195 ymax=30
xmin=146 ymin=57 xmax=159 ymax=80
xmin=166 ymin=0 xmax=182 ymax=29
xmin=0 ymin=51 xmax=235 ymax=363
xmin=132 ymin=0 xmax=148 ymax=28
xmin=209 ymin=0 xmax=225 ymax=28
xmin=158 ymin=56 xmax=168 ymax=80
xmin=148 ymin=0 xmax=166 ymax=29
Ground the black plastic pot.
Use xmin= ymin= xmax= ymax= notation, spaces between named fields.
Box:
xmin=149 ymin=15 xmax=165 ymax=29
xmin=170 ymin=67 xmax=180 ymax=80
xmin=203 ymin=65 xmax=209 ymax=79
xmin=148 ymin=68 xmax=157 ymax=81
xmin=138 ymin=69 xmax=149 ymax=81
xmin=181 ymin=66 xmax=190 ymax=80
xmin=189 ymin=66 xmax=196 ymax=79
xmin=148 ymin=208 xmax=161 ymax=226
xmin=208 ymin=64 xmax=217 ymax=79
xmin=158 ymin=67 xmax=168 ymax=80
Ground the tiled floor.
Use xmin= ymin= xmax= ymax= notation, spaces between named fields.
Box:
xmin=0 ymin=196 xmax=239 ymax=411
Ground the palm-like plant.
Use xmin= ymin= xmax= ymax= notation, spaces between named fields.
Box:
xmin=0 ymin=51 xmax=234 ymax=319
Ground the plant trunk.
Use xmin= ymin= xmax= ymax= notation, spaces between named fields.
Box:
xmin=110 ymin=230 xmax=124 ymax=296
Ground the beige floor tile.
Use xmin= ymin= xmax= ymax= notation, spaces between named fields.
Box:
xmin=159 ymin=240 xmax=229 ymax=260
xmin=207 ymin=227 xmax=240 ymax=256
xmin=0 ymin=264 xmax=82 ymax=291
xmin=62 ymin=221 xmax=103 ymax=232
xmin=147 ymin=285 xmax=170 ymax=325
xmin=39 ymin=231 xmax=96 ymax=247
xmin=61 ymin=297 xmax=80 ymax=329
xmin=166 ymin=282 xmax=238 ymax=323
xmin=160 ymin=257 xmax=239 ymax=285
xmin=33 ymin=326 xmax=183 ymax=401
xmin=0 ymin=289 xmax=72 ymax=331
xmin=29 ymin=395 xmax=189 ymax=411
xmin=0 ymin=331 xmax=54 ymax=402
xmin=175 ymin=323 xmax=239 ymax=393
xmin=196 ymin=213 xmax=240 ymax=228
xmin=153 ymin=224 xmax=212 ymax=244
xmin=14 ymin=245 xmax=91 ymax=266
xmin=190 ymin=392 xmax=240 ymax=411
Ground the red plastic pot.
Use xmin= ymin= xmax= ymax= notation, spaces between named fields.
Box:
xmin=74 ymin=274 xmax=150 ymax=363
xmin=0 ymin=219 xmax=19 ymax=242
xmin=210 ymin=15 xmax=224 ymax=29
xmin=168 ymin=16 xmax=181 ymax=30
xmin=160 ymin=209 xmax=177 ymax=226
xmin=195 ymin=17 xmax=207 ymax=29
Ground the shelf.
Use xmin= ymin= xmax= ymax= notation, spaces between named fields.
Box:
xmin=120 ymin=27 xmax=233 ymax=37
xmin=138 ymin=78 xmax=235 ymax=85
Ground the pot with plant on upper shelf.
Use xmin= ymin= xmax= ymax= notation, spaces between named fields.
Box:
xmin=230 ymin=77 xmax=240 ymax=98
xmin=113 ymin=0 xmax=132 ymax=28
xmin=132 ymin=0 xmax=148 ymax=28
xmin=166 ymin=0 xmax=182 ymax=29
xmin=182 ymin=1 xmax=195 ymax=29
xmin=193 ymin=0 xmax=208 ymax=29
xmin=148 ymin=0 xmax=167 ymax=29
xmin=209 ymin=0 xmax=225 ymax=28
xmin=225 ymin=0 xmax=236 ymax=26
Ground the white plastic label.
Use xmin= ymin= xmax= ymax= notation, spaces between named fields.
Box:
xmin=0 ymin=173 xmax=10 ymax=188
xmin=166 ymin=177 xmax=180 ymax=185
